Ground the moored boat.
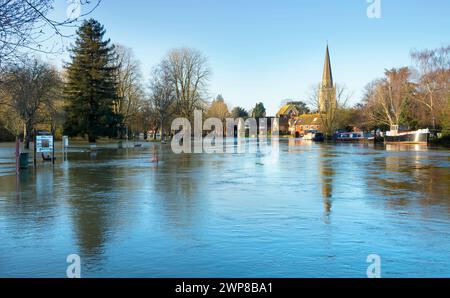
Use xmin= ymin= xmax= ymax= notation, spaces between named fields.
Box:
xmin=384 ymin=126 xmax=429 ymax=144
xmin=334 ymin=131 xmax=367 ymax=142
xmin=303 ymin=130 xmax=324 ymax=142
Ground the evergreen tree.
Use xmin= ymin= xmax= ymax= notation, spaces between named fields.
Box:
xmin=63 ymin=19 xmax=121 ymax=143
xmin=230 ymin=106 xmax=249 ymax=119
xmin=285 ymin=101 xmax=310 ymax=115
xmin=251 ymin=102 xmax=266 ymax=118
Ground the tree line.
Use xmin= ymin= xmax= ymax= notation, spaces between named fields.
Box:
xmin=299 ymin=46 xmax=449 ymax=140
xmin=360 ymin=46 xmax=449 ymax=133
xmin=0 ymin=14 xmax=448 ymax=145
xmin=0 ymin=18 xmax=273 ymax=145
xmin=0 ymin=19 xmax=215 ymax=145
xmin=201 ymin=44 xmax=449 ymax=141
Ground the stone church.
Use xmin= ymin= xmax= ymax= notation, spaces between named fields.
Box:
xmin=288 ymin=45 xmax=338 ymax=137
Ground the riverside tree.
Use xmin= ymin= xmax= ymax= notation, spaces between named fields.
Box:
xmin=63 ymin=19 xmax=122 ymax=143
xmin=113 ymin=44 xmax=145 ymax=137
xmin=251 ymin=102 xmax=266 ymax=118
xmin=411 ymin=46 xmax=450 ymax=130
xmin=0 ymin=58 xmax=61 ymax=148
xmin=160 ymin=48 xmax=210 ymax=119
xmin=149 ymin=62 xmax=176 ymax=141
xmin=206 ymin=95 xmax=230 ymax=121
xmin=361 ymin=67 xmax=416 ymax=129
xmin=356 ymin=45 xmax=449 ymax=134
xmin=230 ymin=106 xmax=249 ymax=119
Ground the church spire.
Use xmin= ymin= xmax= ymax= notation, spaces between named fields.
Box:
xmin=319 ymin=44 xmax=337 ymax=113
xmin=322 ymin=45 xmax=333 ymax=88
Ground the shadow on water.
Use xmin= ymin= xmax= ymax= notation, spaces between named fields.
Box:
xmin=153 ymin=152 xmax=204 ymax=231
xmin=0 ymin=149 xmax=156 ymax=270
xmin=0 ymin=165 xmax=59 ymax=233
xmin=61 ymin=149 xmax=156 ymax=266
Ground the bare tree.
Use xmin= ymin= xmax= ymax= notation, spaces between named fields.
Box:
xmin=0 ymin=104 xmax=23 ymax=137
xmin=39 ymin=80 xmax=64 ymax=134
xmin=124 ymin=97 xmax=151 ymax=138
xmin=0 ymin=0 xmax=101 ymax=67
xmin=161 ymin=48 xmax=210 ymax=119
xmin=362 ymin=67 xmax=415 ymax=129
xmin=140 ymin=100 xmax=158 ymax=138
xmin=149 ymin=62 xmax=176 ymax=141
xmin=411 ymin=45 xmax=450 ymax=129
xmin=113 ymin=44 xmax=145 ymax=137
xmin=308 ymin=83 xmax=351 ymax=137
xmin=0 ymin=58 xmax=61 ymax=148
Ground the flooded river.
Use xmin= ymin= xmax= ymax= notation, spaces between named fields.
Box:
xmin=0 ymin=140 xmax=449 ymax=277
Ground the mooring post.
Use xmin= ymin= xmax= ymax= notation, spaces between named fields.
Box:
xmin=15 ymin=138 xmax=20 ymax=175
xmin=62 ymin=135 xmax=69 ymax=161
xmin=33 ymin=129 xmax=37 ymax=167
xmin=52 ymin=131 xmax=55 ymax=165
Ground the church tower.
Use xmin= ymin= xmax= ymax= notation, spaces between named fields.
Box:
xmin=319 ymin=45 xmax=337 ymax=112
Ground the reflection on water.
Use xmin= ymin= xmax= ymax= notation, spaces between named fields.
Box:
xmin=0 ymin=141 xmax=449 ymax=277
xmin=319 ymin=149 xmax=335 ymax=220
xmin=370 ymin=147 xmax=450 ymax=211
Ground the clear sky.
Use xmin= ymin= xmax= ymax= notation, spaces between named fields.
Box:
xmin=44 ymin=0 xmax=450 ymax=116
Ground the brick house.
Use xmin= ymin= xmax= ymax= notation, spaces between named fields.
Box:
xmin=290 ymin=114 xmax=323 ymax=137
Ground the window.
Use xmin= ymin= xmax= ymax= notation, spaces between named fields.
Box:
xmin=305 ymin=125 xmax=309 ymax=129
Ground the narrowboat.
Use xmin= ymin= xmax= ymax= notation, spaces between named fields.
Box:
xmin=334 ymin=132 xmax=366 ymax=142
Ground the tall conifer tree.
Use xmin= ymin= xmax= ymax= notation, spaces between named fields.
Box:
xmin=63 ymin=19 xmax=121 ymax=143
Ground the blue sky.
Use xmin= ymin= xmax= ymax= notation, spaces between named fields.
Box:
xmin=45 ymin=0 xmax=450 ymax=116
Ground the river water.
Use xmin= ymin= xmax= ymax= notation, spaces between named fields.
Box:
xmin=0 ymin=140 xmax=449 ymax=277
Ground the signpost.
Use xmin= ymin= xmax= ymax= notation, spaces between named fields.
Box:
xmin=36 ymin=135 xmax=54 ymax=153
xmin=36 ymin=135 xmax=54 ymax=162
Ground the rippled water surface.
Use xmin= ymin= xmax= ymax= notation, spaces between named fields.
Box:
xmin=0 ymin=140 xmax=449 ymax=277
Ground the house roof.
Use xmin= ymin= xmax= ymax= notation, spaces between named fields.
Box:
xmin=291 ymin=113 xmax=322 ymax=126
xmin=276 ymin=104 xmax=299 ymax=117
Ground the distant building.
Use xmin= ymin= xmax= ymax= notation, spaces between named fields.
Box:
xmin=276 ymin=104 xmax=300 ymax=134
xmin=289 ymin=114 xmax=322 ymax=137
xmin=289 ymin=45 xmax=337 ymax=137
xmin=319 ymin=45 xmax=337 ymax=113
